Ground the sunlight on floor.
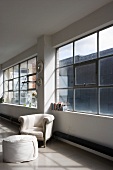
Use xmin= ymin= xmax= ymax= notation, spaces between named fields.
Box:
xmin=0 ymin=117 xmax=113 ymax=170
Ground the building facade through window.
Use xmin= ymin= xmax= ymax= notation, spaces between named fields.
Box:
xmin=56 ymin=25 xmax=113 ymax=116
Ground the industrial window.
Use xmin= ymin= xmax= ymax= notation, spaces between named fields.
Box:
xmin=56 ymin=25 xmax=113 ymax=116
xmin=3 ymin=56 xmax=37 ymax=108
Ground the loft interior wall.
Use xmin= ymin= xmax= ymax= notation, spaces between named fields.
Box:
xmin=37 ymin=35 xmax=55 ymax=113
xmin=2 ymin=45 xmax=37 ymax=70
xmin=52 ymin=1 xmax=113 ymax=47
xmin=51 ymin=1 xmax=113 ymax=149
xmin=0 ymin=45 xmax=38 ymax=117
xmin=0 ymin=35 xmax=55 ymax=118
xmin=0 ymin=2 xmax=113 ymax=149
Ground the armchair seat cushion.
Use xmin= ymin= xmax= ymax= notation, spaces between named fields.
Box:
xmin=21 ymin=127 xmax=43 ymax=139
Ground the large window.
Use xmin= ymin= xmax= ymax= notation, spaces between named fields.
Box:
xmin=3 ymin=56 xmax=37 ymax=108
xmin=56 ymin=25 xmax=113 ymax=116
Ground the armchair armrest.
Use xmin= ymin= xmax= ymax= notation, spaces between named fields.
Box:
xmin=43 ymin=114 xmax=55 ymax=147
xmin=18 ymin=116 xmax=28 ymax=132
xmin=43 ymin=115 xmax=55 ymax=124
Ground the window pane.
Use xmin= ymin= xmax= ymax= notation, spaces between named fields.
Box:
xmin=20 ymin=62 xmax=28 ymax=76
xmin=13 ymin=92 xmax=19 ymax=104
xmin=20 ymin=91 xmax=27 ymax=105
xmin=28 ymin=90 xmax=37 ymax=107
xmin=75 ymin=88 xmax=97 ymax=113
xmin=3 ymin=57 xmax=36 ymax=107
xmin=9 ymin=67 xmax=13 ymax=79
xmin=99 ymin=56 xmax=113 ymax=85
xmin=9 ymin=80 xmax=13 ymax=90
xmin=57 ymin=43 xmax=73 ymax=67
xmin=99 ymin=26 xmax=113 ymax=57
xmin=14 ymin=78 xmax=19 ymax=91
xmin=8 ymin=92 xmax=13 ymax=103
xmin=75 ymin=63 xmax=96 ymax=85
xmin=29 ymin=75 xmax=36 ymax=81
xmin=4 ymin=92 xmax=8 ymax=103
xmin=4 ymin=81 xmax=8 ymax=91
xmin=57 ymin=66 xmax=73 ymax=88
xmin=28 ymin=58 xmax=36 ymax=74
xmin=100 ymin=88 xmax=113 ymax=115
xmin=4 ymin=70 xmax=9 ymax=81
xmin=28 ymin=82 xmax=36 ymax=89
xmin=28 ymin=75 xmax=36 ymax=89
xmin=57 ymin=89 xmax=73 ymax=111
xmin=74 ymin=33 xmax=97 ymax=63
xmin=14 ymin=65 xmax=19 ymax=78
xmin=20 ymin=76 xmax=27 ymax=90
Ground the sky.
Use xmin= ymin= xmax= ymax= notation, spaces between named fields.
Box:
xmin=58 ymin=26 xmax=113 ymax=60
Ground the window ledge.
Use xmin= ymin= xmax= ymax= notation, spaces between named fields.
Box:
xmin=0 ymin=103 xmax=37 ymax=110
xmin=51 ymin=110 xmax=113 ymax=119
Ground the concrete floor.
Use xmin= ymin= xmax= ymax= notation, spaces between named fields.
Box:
xmin=0 ymin=117 xmax=113 ymax=170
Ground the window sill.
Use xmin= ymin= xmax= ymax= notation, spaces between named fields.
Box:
xmin=51 ymin=110 xmax=113 ymax=119
xmin=0 ymin=103 xmax=37 ymax=110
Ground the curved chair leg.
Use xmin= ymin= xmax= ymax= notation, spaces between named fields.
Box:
xmin=43 ymin=122 xmax=46 ymax=147
xmin=44 ymin=139 xmax=46 ymax=148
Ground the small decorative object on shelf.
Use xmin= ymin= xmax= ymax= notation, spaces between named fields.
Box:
xmin=32 ymin=92 xmax=37 ymax=98
xmin=32 ymin=92 xmax=37 ymax=107
xmin=37 ymin=60 xmax=43 ymax=73
xmin=51 ymin=102 xmax=67 ymax=111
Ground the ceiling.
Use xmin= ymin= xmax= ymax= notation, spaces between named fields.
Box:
xmin=0 ymin=0 xmax=112 ymax=64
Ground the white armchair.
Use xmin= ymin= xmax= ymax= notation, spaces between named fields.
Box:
xmin=18 ymin=113 xmax=55 ymax=147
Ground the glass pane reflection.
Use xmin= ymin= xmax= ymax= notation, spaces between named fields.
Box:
xmin=57 ymin=43 xmax=73 ymax=67
xmin=28 ymin=58 xmax=36 ymax=74
xmin=57 ymin=66 xmax=73 ymax=88
xmin=75 ymin=88 xmax=97 ymax=113
xmin=57 ymin=89 xmax=73 ymax=111
xmin=74 ymin=33 xmax=97 ymax=63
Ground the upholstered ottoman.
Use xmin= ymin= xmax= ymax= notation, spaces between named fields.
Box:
xmin=2 ymin=135 xmax=38 ymax=163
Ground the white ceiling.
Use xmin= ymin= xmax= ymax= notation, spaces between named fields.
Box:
xmin=0 ymin=0 xmax=112 ymax=64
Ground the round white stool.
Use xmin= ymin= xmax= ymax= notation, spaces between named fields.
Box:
xmin=2 ymin=135 xmax=38 ymax=163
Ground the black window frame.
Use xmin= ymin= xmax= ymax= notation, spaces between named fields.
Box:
xmin=3 ymin=56 xmax=37 ymax=107
xmin=56 ymin=24 xmax=113 ymax=116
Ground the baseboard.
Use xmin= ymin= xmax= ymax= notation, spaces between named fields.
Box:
xmin=0 ymin=113 xmax=20 ymax=125
xmin=53 ymin=131 xmax=113 ymax=161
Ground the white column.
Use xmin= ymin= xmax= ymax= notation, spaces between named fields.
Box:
xmin=37 ymin=35 xmax=55 ymax=113
xmin=0 ymin=65 xmax=3 ymax=98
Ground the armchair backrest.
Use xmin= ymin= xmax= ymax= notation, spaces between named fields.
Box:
xmin=34 ymin=114 xmax=45 ymax=127
xmin=18 ymin=113 xmax=55 ymax=130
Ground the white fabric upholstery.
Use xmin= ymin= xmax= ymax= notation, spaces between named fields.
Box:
xmin=2 ymin=135 xmax=38 ymax=163
xmin=18 ymin=114 xmax=55 ymax=147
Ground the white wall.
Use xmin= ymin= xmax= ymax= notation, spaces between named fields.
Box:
xmin=49 ymin=2 xmax=113 ymax=149
xmin=44 ymin=36 xmax=55 ymax=113
xmin=37 ymin=35 xmax=55 ymax=113
xmin=37 ymin=36 xmax=45 ymax=113
xmin=2 ymin=45 xmax=37 ymax=70
xmin=0 ymin=2 xmax=113 ymax=149
xmin=0 ymin=103 xmax=38 ymax=118
xmin=0 ymin=36 xmax=55 ymax=118
xmin=0 ymin=45 xmax=38 ymax=117
xmin=51 ymin=111 xmax=113 ymax=148
xmin=52 ymin=1 xmax=113 ymax=47
xmin=0 ymin=66 xmax=3 ymax=98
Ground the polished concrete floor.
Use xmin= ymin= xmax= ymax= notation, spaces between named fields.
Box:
xmin=0 ymin=118 xmax=113 ymax=170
